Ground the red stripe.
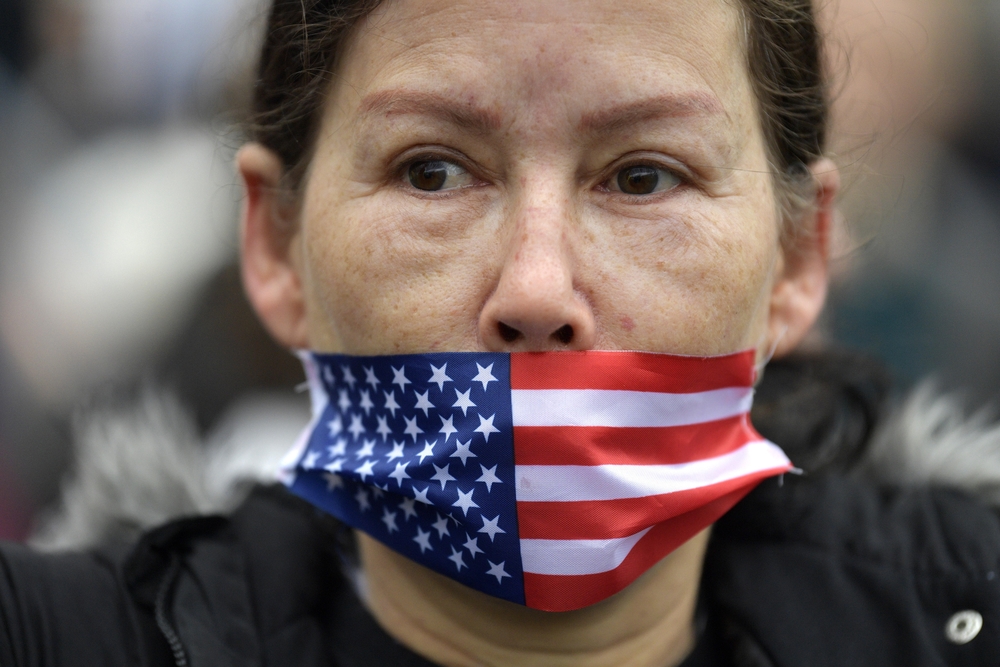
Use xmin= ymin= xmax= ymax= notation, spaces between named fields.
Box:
xmin=516 ymin=467 xmax=787 ymax=539
xmin=510 ymin=350 xmax=756 ymax=392
xmin=522 ymin=486 xmax=753 ymax=611
xmin=513 ymin=415 xmax=761 ymax=466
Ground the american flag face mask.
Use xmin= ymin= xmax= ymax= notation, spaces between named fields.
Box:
xmin=280 ymin=350 xmax=791 ymax=612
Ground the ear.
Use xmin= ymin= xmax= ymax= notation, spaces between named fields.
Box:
xmin=766 ymin=158 xmax=840 ymax=358
xmin=238 ymin=143 xmax=309 ymax=349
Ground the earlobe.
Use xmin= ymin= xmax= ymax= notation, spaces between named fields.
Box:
xmin=238 ymin=143 xmax=310 ymax=350
xmin=766 ymin=158 xmax=840 ymax=358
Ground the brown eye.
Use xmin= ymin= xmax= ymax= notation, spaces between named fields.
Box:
xmin=406 ymin=160 xmax=472 ymax=191
xmin=613 ymin=165 xmax=681 ymax=195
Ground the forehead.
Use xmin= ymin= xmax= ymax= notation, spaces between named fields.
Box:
xmin=333 ymin=0 xmax=755 ymax=147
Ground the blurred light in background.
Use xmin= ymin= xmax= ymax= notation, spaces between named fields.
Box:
xmin=29 ymin=0 xmax=263 ymax=128
xmin=1 ymin=128 xmax=237 ymax=405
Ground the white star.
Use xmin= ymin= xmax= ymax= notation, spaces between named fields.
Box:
xmin=338 ymin=389 xmax=352 ymax=412
xmin=476 ymin=464 xmax=503 ymax=492
xmin=478 ymin=515 xmax=505 ymax=541
xmin=439 ymin=415 xmax=458 ymax=442
xmin=475 ymin=414 xmax=500 ymax=442
xmin=323 ymin=472 xmax=343 ymax=490
xmin=383 ymin=390 xmax=400 ymax=417
xmin=356 ymin=439 xmax=376 ymax=459
xmin=347 ymin=414 xmax=365 ymax=439
xmin=399 ymin=497 xmax=418 ymax=521
xmin=356 ymin=459 xmax=376 ymax=482
xmin=302 ymin=451 xmax=319 ymax=468
xmin=326 ymin=416 xmax=343 ymax=436
xmin=341 ymin=365 xmax=357 ymax=388
xmin=355 ymin=488 xmax=370 ymax=511
xmin=452 ymin=488 xmax=479 ymax=516
xmin=381 ymin=507 xmax=398 ymax=534
xmin=364 ymin=366 xmax=380 ymax=388
xmin=463 ymin=535 xmax=483 ymax=558
xmin=413 ymin=527 xmax=433 ymax=553
xmin=416 ymin=440 xmax=436 ymax=464
xmin=432 ymin=514 xmax=451 ymax=538
xmin=371 ymin=484 xmax=385 ymax=498
xmin=451 ymin=440 xmax=477 ymax=466
xmin=388 ymin=461 xmax=410 ymax=486
xmin=453 ymin=388 xmax=476 ymax=416
xmin=376 ymin=415 xmax=392 ymax=440
xmin=429 ymin=363 xmax=452 ymax=392
xmin=472 ymin=363 xmax=498 ymax=391
xmin=486 ymin=560 xmax=511 ymax=584
xmin=448 ymin=546 xmax=466 ymax=572
xmin=414 ymin=390 xmax=434 ymax=417
xmin=403 ymin=416 xmax=424 ymax=442
xmin=324 ymin=458 xmax=345 ymax=473
xmin=431 ymin=463 xmax=456 ymax=490
xmin=359 ymin=390 xmax=374 ymax=415
xmin=322 ymin=365 xmax=335 ymax=386
xmin=328 ymin=439 xmax=347 ymax=457
xmin=392 ymin=366 xmax=410 ymax=390
xmin=386 ymin=441 xmax=405 ymax=461
xmin=413 ymin=486 xmax=432 ymax=505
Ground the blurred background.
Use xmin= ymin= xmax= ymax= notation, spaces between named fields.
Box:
xmin=0 ymin=0 xmax=998 ymax=540
xmin=0 ymin=0 xmax=306 ymax=539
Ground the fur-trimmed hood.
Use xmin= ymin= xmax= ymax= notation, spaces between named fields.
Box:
xmin=30 ymin=387 xmax=308 ymax=551
xmin=29 ymin=352 xmax=1000 ymax=552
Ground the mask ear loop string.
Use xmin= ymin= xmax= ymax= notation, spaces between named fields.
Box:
xmin=754 ymin=324 xmax=788 ymax=379
xmin=753 ymin=326 xmax=804 ymax=480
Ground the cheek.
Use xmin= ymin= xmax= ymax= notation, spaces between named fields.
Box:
xmin=582 ymin=195 xmax=780 ymax=355
xmin=300 ymin=190 xmax=504 ymax=354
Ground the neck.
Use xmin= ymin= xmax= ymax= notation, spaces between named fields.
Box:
xmin=357 ymin=529 xmax=710 ymax=667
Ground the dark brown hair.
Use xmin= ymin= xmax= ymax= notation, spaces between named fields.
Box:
xmin=248 ymin=0 xmax=826 ymax=230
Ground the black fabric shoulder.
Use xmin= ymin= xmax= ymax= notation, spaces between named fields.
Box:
xmin=115 ymin=485 xmax=356 ymax=667
xmin=0 ymin=541 xmax=139 ymax=667
xmin=706 ymin=474 xmax=1000 ymax=666
xmin=226 ymin=485 xmax=349 ymax=666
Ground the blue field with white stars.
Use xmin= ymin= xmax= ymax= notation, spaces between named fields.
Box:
xmin=289 ymin=352 xmax=526 ymax=604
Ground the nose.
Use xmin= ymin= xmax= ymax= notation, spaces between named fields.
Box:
xmin=479 ymin=197 xmax=597 ymax=351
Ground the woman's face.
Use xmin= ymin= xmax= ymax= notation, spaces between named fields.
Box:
xmin=284 ymin=0 xmax=798 ymax=358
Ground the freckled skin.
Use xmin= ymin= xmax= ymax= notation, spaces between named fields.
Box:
xmin=295 ymin=0 xmax=780 ymax=359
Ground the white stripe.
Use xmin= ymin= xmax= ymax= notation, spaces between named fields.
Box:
xmin=511 ymin=387 xmax=753 ymax=428
xmin=520 ymin=527 xmax=652 ymax=576
xmin=515 ymin=440 xmax=789 ymax=502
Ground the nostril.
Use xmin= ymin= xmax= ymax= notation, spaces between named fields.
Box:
xmin=554 ymin=324 xmax=574 ymax=345
xmin=498 ymin=322 xmax=521 ymax=342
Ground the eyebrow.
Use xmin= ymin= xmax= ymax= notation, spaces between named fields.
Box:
xmin=358 ymin=89 xmax=504 ymax=133
xmin=356 ymin=89 xmax=723 ymax=136
xmin=577 ymin=93 xmax=724 ymax=134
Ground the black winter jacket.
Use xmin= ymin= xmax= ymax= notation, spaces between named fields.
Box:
xmin=2 ymin=352 xmax=999 ymax=666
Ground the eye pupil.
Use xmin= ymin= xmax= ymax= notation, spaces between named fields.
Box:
xmin=408 ymin=161 xmax=449 ymax=191
xmin=617 ymin=166 xmax=659 ymax=195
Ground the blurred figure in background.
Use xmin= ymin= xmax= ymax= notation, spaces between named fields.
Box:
xmin=823 ymin=0 xmax=1000 ymax=404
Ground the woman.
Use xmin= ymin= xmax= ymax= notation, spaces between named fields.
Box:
xmin=2 ymin=0 xmax=998 ymax=665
